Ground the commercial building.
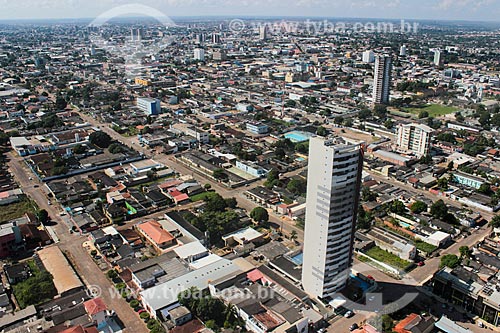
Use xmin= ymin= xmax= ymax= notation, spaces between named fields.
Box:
xmin=372 ymin=55 xmax=392 ymax=105
xmin=433 ymin=267 xmax=500 ymax=326
xmin=212 ymin=49 xmax=227 ymax=61
xmin=302 ymin=136 xmax=363 ymax=300
xmin=452 ymin=171 xmax=485 ymax=190
xmin=396 ymin=123 xmax=433 ymax=157
xmin=246 ymin=121 xmax=269 ymax=134
xmin=140 ymin=258 xmax=240 ymax=318
xmin=37 ymin=246 xmax=84 ymax=297
xmin=137 ymin=97 xmax=161 ymax=115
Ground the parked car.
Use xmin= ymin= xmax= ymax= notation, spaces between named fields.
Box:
xmin=349 ymin=323 xmax=359 ymax=331
xmin=344 ymin=311 xmax=354 ymax=318
xmin=417 ymin=261 xmax=425 ymax=266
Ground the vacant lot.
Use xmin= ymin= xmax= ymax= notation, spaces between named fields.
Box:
xmin=365 ymin=246 xmax=411 ymax=270
xmin=0 ymin=195 xmax=38 ymax=223
xmin=403 ymin=104 xmax=458 ymax=117
xmin=190 ymin=191 xmax=219 ymax=202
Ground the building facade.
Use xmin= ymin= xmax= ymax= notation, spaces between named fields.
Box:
xmin=246 ymin=122 xmax=269 ymax=134
xmin=302 ymin=136 xmax=363 ymax=300
xmin=137 ymin=97 xmax=161 ymax=115
xmin=396 ymin=123 xmax=433 ymax=157
xmin=372 ymin=55 xmax=392 ymax=105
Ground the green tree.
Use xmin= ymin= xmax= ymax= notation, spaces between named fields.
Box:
xmin=440 ymin=254 xmax=460 ymax=268
xmin=89 ymin=131 xmax=112 ymax=148
xmin=410 ymin=201 xmax=428 ymax=214
xmin=418 ymin=110 xmax=429 ymax=119
xmin=373 ymin=104 xmax=387 ymax=118
xmin=36 ymin=209 xmax=49 ymax=223
xmin=286 ymin=178 xmax=307 ymax=195
xmin=334 ymin=116 xmax=344 ymax=125
xmin=437 ymin=176 xmax=449 ymax=190
xmin=478 ymin=183 xmax=493 ymax=195
xmin=357 ymin=206 xmax=373 ymax=230
xmin=265 ymin=169 xmax=279 ymax=188
xmin=384 ymin=119 xmax=394 ymax=129
xmin=107 ymin=270 xmax=118 ymax=280
xmin=290 ymin=230 xmax=298 ymax=241
xmin=72 ymin=144 xmax=86 ymax=154
xmin=388 ymin=200 xmax=406 ymax=215
xmin=224 ymin=197 xmax=238 ymax=209
xmin=55 ymin=96 xmax=67 ymax=110
xmin=459 ymin=246 xmax=472 ymax=259
xmin=316 ymin=126 xmax=327 ymax=137
xmin=361 ymin=187 xmax=378 ymax=202
xmin=204 ymin=193 xmax=227 ymax=212
xmin=490 ymin=215 xmax=500 ymax=228
xmin=213 ymin=168 xmax=228 ymax=180
xmin=381 ymin=315 xmax=394 ymax=332
xmin=250 ymin=207 xmax=269 ymax=223
xmin=431 ymin=200 xmax=448 ymax=219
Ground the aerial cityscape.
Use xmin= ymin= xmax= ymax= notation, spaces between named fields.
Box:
xmin=1 ymin=1 xmax=500 ymax=333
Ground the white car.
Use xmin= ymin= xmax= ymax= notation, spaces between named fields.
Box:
xmin=344 ymin=311 xmax=354 ymax=318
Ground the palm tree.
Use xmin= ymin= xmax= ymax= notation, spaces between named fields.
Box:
xmin=290 ymin=230 xmax=298 ymax=242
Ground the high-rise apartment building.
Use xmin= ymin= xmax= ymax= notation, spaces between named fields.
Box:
xmin=372 ymin=55 xmax=392 ymax=105
xmin=302 ymin=136 xmax=363 ymax=300
xmin=396 ymin=123 xmax=433 ymax=157
xmin=259 ymin=26 xmax=268 ymax=41
xmin=194 ymin=48 xmax=205 ymax=61
xmin=434 ymin=49 xmax=443 ymax=66
xmin=362 ymin=50 xmax=375 ymax=63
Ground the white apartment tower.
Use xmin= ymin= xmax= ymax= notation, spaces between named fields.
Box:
xmin=400 ymin=45 xmax=407 ymax=56
xmin=396 ymin=123 xmax=433 ymax=157
xmin=194 ymin=48 xmax=205 ymax=61
xmin=302 ymin=136 xmax=363 ymax=300
xmin=259 ymin=26 xmax=268 ymax=41
xmin=372 ymin=55 xmax=392 ymax=105
xmin=434 ymin=49 xmax=443 ymax=66
xmin=362 ymin=50 xmax=375 ymax=63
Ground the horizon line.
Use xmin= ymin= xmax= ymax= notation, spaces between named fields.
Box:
xmin=0 ymin=15 xmax=499 ymax=25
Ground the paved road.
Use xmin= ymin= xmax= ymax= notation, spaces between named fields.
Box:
xmin=408 ymin=223 xmax=491 ymax=285
xmin=78 ymin=109 xmax=306 ymax=240
xmin=7 ymin=152 xmax=148 ymax=333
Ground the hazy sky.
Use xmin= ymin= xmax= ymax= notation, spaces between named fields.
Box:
xmin=0 ymin=0 xmax=498 ymax=21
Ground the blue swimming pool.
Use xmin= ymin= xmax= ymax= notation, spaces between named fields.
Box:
xmin=350 ymin=274 xmax=370 ymax=292
xmin=284 ymin=131 xmax=313 ymax=143
xmin=290 ymin=253 xmax=303 ymax=265
xmin=399 ymin=221 xmax=412 ymax=228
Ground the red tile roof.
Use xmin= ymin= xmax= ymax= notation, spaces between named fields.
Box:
xmin=84 ymin=297 xmax=107 ymax=316
xmin=138 ymin=220 xmax=174 ymax=244
xmin=394 ymin=313 xmax=420 ymax=333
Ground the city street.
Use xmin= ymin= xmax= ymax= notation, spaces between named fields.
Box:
xmin=78 ymin=109 xmax=306 ymax=240
xmin=7 ymin=152 xmax=148 ymax=333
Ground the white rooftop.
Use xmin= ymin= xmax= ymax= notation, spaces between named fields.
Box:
xmin=222 ymin=227 xmax=262 ymax=243
xmin=141 ymin=258 xmax=240 ymax=311
xmin=435 ymin=316 xmax=471 ymax=333
xmin=428 ymin=231 xmax=451 ymax=242
xmin=189 ymin=254 xmax=223 ymax=270
xmin=174 ymin=241 xmax=208 ymax=260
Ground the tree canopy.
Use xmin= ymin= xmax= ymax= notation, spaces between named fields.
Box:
xmin=250 ymin=207 xmax=269 ymax=223
xmin=89 ymin=131 xmax=112 ymax=148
